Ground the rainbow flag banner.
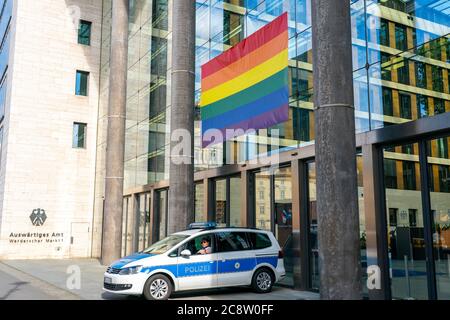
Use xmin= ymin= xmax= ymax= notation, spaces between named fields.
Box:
xmin=200 ymin=12 xmax=289 ymax=147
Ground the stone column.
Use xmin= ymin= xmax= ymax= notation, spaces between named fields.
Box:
xmin=311 ymin=0 xmax=362 ymax=299
xmin=101 ymin=0 xmax=129 ymax=265
xmin=167 ymin=0 xmax=196 ymax=234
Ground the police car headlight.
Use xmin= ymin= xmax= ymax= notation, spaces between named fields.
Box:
xmin=119 ymin=265 xmax=143 ymax=275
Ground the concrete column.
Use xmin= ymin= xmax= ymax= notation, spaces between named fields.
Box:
xmin=101 ymin=0 xmax=129 ymax=265
xmin=167 ymin=0 xmax=196 ymax=234
xmin=311 ymin=0 xmax=362 ymax=299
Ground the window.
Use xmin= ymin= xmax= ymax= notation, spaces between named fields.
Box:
xmin=152 ymin=0 xmax=168 ymax=30
xmin=396 ymin=59 xmax=409 ymax=85
xmin=259 ymin=190 xmax=264 ymax=200
xmin=382 ymin=87 xmax=393 ymax=116
xmin=402 ymin=144 xmax=414 ymax=155
xmin=216 ymin=232 xmax=251 ymax=252
xmin=293 ymin=108 xmax=310 ymax=142
xmin=0 ymin=127 xmax=3 ymax=166
xmin=432 ymin=66 xmax=443 ymax=92
xmin=247 ymin=232 xmax=271 ymax=250
xmin=380 ymin=52 xmax=391 ymax=81
xmin=415 ymin=62 xmax=427 ymax=88
xmin=409 ymin=209 xmax=417 ymax=227
xmin=78 ymin=20 xmax=92 ymax=45
xmin=384 ymin=159 xmax=397 ymax=189
xmin=146 ymin=234 xmax=189 ymax=256
xmin=72 ymin=122 xmax=87 ymax=148
xmin=429 ymin=38 xmax=442 ymax=61
xmin=181 ymin=234 xmax=214 ymax=255
xmin=436 ymin=138 xmax=448 ymax=159
xmin=395 ymin=24 xmax=407 ymax=51
xmin=399 ymin=93 xmax=411 ymax=119
xmin=0 ymin=76 xmax=6 ymax=121
xmin=223 ymin=11 xmax=244 ymax=46
xmin=447 ymin=40 xmax=450 ymax=63
xmin=355 ymin=13 xmax=365 ymax=41
xmin=416 ymin=94 xmax=428 ymax=118
xmin=434 ymin=98 xmax=445 ymax=115
xmin=379 ymin=19 xmax=389 ymax=47
xmin=194 ymin=183 xmax=204 ymax=222
xmin=403 ymin=161 xmax=416 ymax=190
xmin=75 ymin=71 xmax=89 ymax=96
xmin=389 ymin=208 xmax=398 ymax=226
xmin=438 ymin=166 xmax=450 ymax=192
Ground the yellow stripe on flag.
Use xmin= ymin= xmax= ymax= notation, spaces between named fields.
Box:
xmin=200 ymin=49 xmax=288 ymax=107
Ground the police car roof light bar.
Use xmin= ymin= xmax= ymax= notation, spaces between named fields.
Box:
xmin=188 ymin=222 xmax=217 ymax=230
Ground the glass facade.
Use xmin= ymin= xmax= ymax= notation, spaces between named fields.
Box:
xmin=213 ymin=175 xmax=242 ymax=227
xmin=381 ymin=134 xmax=450 ymax=300
xmin=123 ymin=0 xmax=450 ymax=190
xmin=194 ymin=182 xmax=205 ymax=222
xmin=384 ymin=142 xmax=427 ymax=299
xmin=0 ymin=0 xmax=12 ymax=160
xmin=125 ymin=0 xmax=170 ymax=189
xmin=97 ymin=0 xmax=450 ymax=298
xmin=428 ymin=135 xmax=450 ymax=300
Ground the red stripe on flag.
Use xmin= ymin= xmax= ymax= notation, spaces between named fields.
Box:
xmin=201 ymin=12 xmax=288 ymax=79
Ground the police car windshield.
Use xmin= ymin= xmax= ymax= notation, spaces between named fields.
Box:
xmin=142 ymin=234 xmax=189 ymax=254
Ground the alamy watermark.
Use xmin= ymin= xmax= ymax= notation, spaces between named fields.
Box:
xmin=66 ymin=265 xmax=81 ymax=290
xmin=171 ymin=128 xmax=282 ymax=170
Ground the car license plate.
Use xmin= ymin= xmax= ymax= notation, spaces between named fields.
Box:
xmin=104 ymin=277 xmax=112 ymax=284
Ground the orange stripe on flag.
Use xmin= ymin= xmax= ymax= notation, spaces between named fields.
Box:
xmin=201 ymin=12 xmax=288 ymax=78
xmin=201 ymin=30 xmax=288 ymax=92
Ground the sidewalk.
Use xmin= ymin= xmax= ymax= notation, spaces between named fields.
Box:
xmin=0 ymin=259 xmax=319 ymax=300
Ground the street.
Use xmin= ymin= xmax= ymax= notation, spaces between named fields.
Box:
xmin=0 ymin=269 xmax=53 ymax=300
xmin=0 ymin=259 xmax=319 ymax=300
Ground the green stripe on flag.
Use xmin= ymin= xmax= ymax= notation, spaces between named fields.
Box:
xmin=201 ymin=68 xmax=288 ymax=120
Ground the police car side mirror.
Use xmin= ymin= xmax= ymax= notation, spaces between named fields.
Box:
xmin=180 ymin=249 xmax=191 ymax=257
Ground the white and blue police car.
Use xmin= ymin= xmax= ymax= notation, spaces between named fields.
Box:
xmin=103 ymin=222 xmax=286 ymax=300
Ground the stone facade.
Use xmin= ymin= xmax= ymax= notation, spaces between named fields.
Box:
xmin=0 ymin=0 xmax=102 ymax=259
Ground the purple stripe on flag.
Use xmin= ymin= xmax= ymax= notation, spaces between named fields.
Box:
xmin=202 ymin=103 xmax=289 ymax=148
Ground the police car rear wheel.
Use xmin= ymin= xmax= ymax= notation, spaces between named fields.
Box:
xmin=144 ymin=274 xmax=173 ymax=300
xmin=252 ymin=268 xmax=274 ymax=293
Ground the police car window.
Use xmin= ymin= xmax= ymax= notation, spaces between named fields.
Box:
xmin=216 ymin=232 xmax=251 ymax=252
xmin=143 ymin=234 xmax=189 ymax=254
xmin=183 ymin=234 xmax=214 ymax=255
xmin=247 ymin=232 xmax=271 ymax=249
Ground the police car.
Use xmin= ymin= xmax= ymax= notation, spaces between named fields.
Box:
xmin=103 ymin=222 xmax=286 ymax=300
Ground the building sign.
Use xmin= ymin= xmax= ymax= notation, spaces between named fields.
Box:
xmin=7 ymin=208 xmax=65 ymax=244
xmin=30 ymin=208 xmax=47 ymax=226
xmin=9 ymin=232 xmax=64 ymax=244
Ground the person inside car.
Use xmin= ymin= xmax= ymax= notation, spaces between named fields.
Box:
xmin=197 ymin=237 xmax=212 ymax=254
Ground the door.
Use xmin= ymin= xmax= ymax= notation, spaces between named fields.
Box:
xmin=383 ymin=142 xmax=427 ymax=299
xmin=70 ymin=222 xmax=90 ymax=257
xmin=176 ymin=233 xmax=218 ymax=290
xmin=217 ymin=231 xmax=255 ymax=287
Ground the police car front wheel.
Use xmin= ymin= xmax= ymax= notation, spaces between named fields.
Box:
xmin=252 ymin=268 xmax=274 ymax=293
xmin=143 ymin=274 xmax=173 ymax=300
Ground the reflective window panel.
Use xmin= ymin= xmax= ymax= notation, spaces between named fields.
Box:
xmin=427 ymin=135 xmax=450 ymax=300
xmin=383 ymin=142 xmax=428 ymax=299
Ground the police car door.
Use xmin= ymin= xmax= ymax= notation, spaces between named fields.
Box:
xmin=176 ymin=233 xmax=218 ymax=290
xmin=216 ymin=231 xmax=255 ymax=287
